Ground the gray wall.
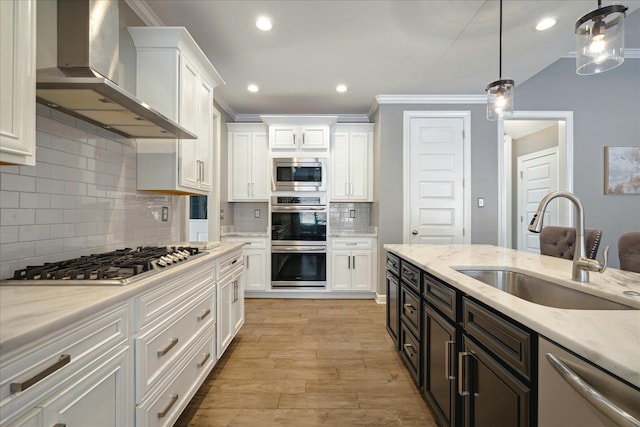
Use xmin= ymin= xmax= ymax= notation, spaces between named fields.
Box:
xmin=516 ymin=58 xmax=640 ymax=268
xmin=372 ymin=103 xmax=498 ymax=294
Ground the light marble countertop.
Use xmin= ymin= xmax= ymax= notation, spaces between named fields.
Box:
xmin=221 ymin=231 xmax=269 ymax=237
xmin=0 ymin=243 xmax=244 ymax=355
xmin=384 ymin=244 xmax=640 ymax=387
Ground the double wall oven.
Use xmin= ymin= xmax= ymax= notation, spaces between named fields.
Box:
xmin=271 ymin=196 xmax=326 ymax=288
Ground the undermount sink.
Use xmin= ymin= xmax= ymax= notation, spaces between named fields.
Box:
xmin=455 ymin=269 xmax=637 ymax=310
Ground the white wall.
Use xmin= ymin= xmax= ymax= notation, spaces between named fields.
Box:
xmin=0 ymin=106 xmax=183 ymax=279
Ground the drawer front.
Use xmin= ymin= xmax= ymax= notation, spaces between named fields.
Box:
xmin=135 ymin=289 xmax=215 ymax=401
xmin=386 ymin=252 xmax=400 ymax=276
xmin=222 ymin=237 xmax=267 ymax=249
xmin=400 ymin=322 xmax=421 ymax=386
xmin=423 ymin=274 xmax=457 ymax=321
xmin=135 ymin=265 xmax=214 ymax=331
xmin=136 ymin=329 xmax=215 ymax=427
xmin=332 ymin=239 xmax=372 ymax=250
xmin=400 ymin=261 xmax=421 ymax=294
xmin=0 ymin=303 xmax=129 ymax=403
xmin=217 ymin=250 xmax=244 ymax=280
xmin=462 ymin=298 xmax=531 ymax=380
xmin=400 ymin=284 xmax=421 ymax=337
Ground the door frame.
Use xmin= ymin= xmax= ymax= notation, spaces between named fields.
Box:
xmin=516 ymin=146 xmax=559 ymax=251
xmin=497 ymin=111 xmax=574 ymax=247
xmin=402 ymin=111 xmax=471 ymax=244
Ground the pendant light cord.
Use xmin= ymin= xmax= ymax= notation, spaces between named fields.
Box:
xmin=499 ymin=0 xmax=503 ymax=79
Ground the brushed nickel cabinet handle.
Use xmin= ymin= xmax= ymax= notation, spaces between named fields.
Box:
xmin=53 ymin=424 xmax=67 ymax=427
xmin=197 ymin=308 xmax=211 ymax=321
xmin=247 ymin=182 xmax=250 ymax=196
xmin=403 ymin=303 xmax=415 ymax=314
xmin=197 ymin=352 xmax=211 ymax=369
xmin=458 ymin=352 xmax=471 ymax=396
xmin=293 ymin=134 xmax=296 ymax=145
xmin=246 ymin=255 xmax=250 ymax=269
xmin=348 ymin=256 xmax=351 ymax=269
xmin=10 ymin=354 xmax=71 ymax=393
xmin=445 ymin=340 xmax=455 ymax=380
xmin=546 ymin=353 xmax=640 ymax=427
xmin=403 ymin=343 xmax=415 ymax=358
xmin=157 ymin=393 xmax=179 ymax=418
xmin=352 ymin=255 xmax=356 ymax=269
xmin=302 ymin=133 xmax=305 ymax=144
xmin=157 ymin=338 xmax=179 ymax=357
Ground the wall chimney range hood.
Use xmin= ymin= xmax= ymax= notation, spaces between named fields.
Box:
xmin=35 ymin=0 xmax=196 ymax=140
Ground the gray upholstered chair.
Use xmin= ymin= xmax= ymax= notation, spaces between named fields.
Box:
xmin=539 ymin=226 xmax=602 ymax=260
xmin=618 ymin=232 xmax=640 ymax=273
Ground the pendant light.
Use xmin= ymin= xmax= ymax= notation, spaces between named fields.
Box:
xmin=575 ymin=1 xmax=628 ymax=75
xmin=486 ymin=0 xmax=514 ymax=121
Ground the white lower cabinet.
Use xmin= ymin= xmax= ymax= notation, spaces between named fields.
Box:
xmin=221 ymin=237 xmax=268 ymax=291
xmin=329 ymin=237 xmax=376 ymax=292
xmin=0 ymin=303 xmax=133 ymax=427
xmin=216 ymin=249 xmax=245 ymax=358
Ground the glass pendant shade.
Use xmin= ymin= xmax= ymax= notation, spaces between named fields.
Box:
xmin=575 ymin=4 xmax=628 ymax=75
xmin=486 ymin=79 xmax=514 ymax=121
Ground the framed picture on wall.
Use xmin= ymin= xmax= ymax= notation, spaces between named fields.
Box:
xmin=604 ymin=146 xmax=640 ymax=194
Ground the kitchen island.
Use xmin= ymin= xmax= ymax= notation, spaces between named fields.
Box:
xmin=386 ymin=244 xmax=640 ymax=427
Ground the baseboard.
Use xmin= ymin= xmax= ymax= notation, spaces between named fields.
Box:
xmin=245 ymin=291 xmax=377 ymax=299
xmin=375 ymin=293 xmax=387 ymax=304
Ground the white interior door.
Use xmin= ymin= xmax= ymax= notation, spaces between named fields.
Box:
xmin=517 ymin=147 xmax=559 ymax=253
xmin=407 ymin=116 xmax=466 ymax=244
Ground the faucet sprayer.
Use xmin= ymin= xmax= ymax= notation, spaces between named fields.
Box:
xmin=528 ymin=191 xmax=608 ymax=282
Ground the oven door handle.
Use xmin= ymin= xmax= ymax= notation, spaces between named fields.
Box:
xmin=271 ymin=206 xmax=326 ymax=212
xmin=271 ymin=246 xmax=327 ymax=253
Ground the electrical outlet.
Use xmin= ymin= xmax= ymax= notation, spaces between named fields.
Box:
xmin=254 ymin=209 xmax=261 ymax=218
xmin=349 ymin=209 xmax=356 ymax=218
xmin=220 ymin=209 xmax=225 ymax=220
xmin=161 ymin=206 xmax=169 ymax=221
xmin=478 ymin=198 xmax=485 ymax=208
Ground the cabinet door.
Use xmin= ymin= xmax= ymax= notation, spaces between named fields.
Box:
xmin=348 ymin=132 xmax=371 ymax=201
xmin=250 ymin=132 xmax=269 ymax=200
xmin=330 ymin=132 xmax=350 ymax=200
xmin=231 ymin=269 xmax=245 ymax=334
xmin=178 ymin=56 xmax=200 ymax=190
xmin=245 ymin=249 xmax=266 ymax=291
xmin=301 ymin=126 xmax=328 ymax=149
xmin=229 ymin=132 xmax=252 ymax=200
xmin=0 ymin=0 xmax=36 ymax=166
xmin=217 ymin=276 xmax=233 ymax=357
xmin=270 ymin=126 xmax=296 ymax=149
xmin=386 ymin=272 xmax=400 ymax=349
xmin=461 ymin=337 xmax=530 ymax=427
xmin=351 ymin=251 xmax=372 ymax=291
xmin=424 ymin=307 xmax=457 ymax=427
xmin=330 ymin=251 xmax=352 ymax=290
xmin=42 ymin=347 xmax=131 ymax=427
xmin=196 ymin=79 xmax=213 ymax=191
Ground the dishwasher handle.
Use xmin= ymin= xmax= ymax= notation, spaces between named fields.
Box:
xmin=545 ymin=353 xmax=640 ymax=427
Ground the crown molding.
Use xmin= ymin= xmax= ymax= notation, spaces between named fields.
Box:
xmin=234 ymin=114 xmax=262 ymax=123
xmin=563 ymin=48 xmax=640 ymax=59
xmin=214 ymin=97 xmax=237 ymax=121
xmin=232 ymin=113 xmax=370 ymax=124
xmin=369 ymin=94 xmax=486 ymax=119
xmin=336 ymin=114 xmax=370 ymax=123
xmin=124 ymin=0 xmax=164 ymax=26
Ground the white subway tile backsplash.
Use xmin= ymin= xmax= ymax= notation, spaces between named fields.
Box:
xmin=49 ymin=223 xmax=75 ymax=239
xmin=20 ymin=193 xmax=50 ymax=209
xmin=35 ymin=238 xmax=61 ymax=256
xmin=20 ymin=225 xmax=51 ymax=242
xmin=64 ymin=181 xmax=88 ymax=196
xmin=18 ymin=165 xmax=37 ymax=177
xmin=1 ymin=174 xmax=36 ymax=192
xmin=35 ymin=209 xmax=64 ymax=225
xmin=36 ymin=146 xmax=65 ymax=166
xmin=63 ymin=236 xmax=86 ymax=252
xmin=1 ymin=191 xmax=20 ymax=208
xmin=1 ymin=226 xmax=19 ymax=244
xmin=1 ymin=209 xmax=35 ymax=226
xmin=36 ymin=178 xmax=65 ymax=194
xmin=2 ymin=241 xmax=35 ymax=260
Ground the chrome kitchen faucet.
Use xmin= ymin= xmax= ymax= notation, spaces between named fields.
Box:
xmin=528 ymin=191 xmax=608 ymax=282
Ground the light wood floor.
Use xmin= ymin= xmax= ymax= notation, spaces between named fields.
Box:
xmin=175 ymin=298 xmax=437 ymax=426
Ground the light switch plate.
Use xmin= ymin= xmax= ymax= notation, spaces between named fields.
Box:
xmin=478 ymin=198 xmax=484 ymax=208
xmin=254 ymin=209 xmax=261 ymax=218
xmin=161 ymin=206 xmax=169 ymax=221
xmin=350 ymin=209 xmax=356 ymax=218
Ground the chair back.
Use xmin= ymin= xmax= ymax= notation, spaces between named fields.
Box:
xmin=618 ymin=232 xmax=640 ymax=273
xmin=539 ymin=226 xmax=602 ymax=260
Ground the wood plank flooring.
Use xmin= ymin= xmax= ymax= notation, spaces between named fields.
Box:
xmin=175 ymin=298 xmax=437 ymax=427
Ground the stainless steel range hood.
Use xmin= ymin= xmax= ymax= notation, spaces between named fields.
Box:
xmin=35 ymin=0 xmax=196 ymax=140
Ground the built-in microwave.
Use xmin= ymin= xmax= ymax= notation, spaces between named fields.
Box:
xmin=272 ymin=158 xmax=326 ymax=192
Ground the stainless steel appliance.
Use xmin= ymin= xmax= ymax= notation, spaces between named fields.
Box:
xmin=271 ymin=196 xmax=326 ymax=288
xmin=272 ymin=158 xmax=326 ymax=192
xmin=1 ymin=246 xmax=204 ymax=286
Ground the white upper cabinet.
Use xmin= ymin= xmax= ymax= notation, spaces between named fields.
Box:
xmin=228 ymin=123 xmax=269 ymax=201
xmin=262 ymin=116 xmax=337 ymax=152
xmin=129 ymin=27 xmax=224 ymax=195
xmin=0 ymin=0 xmax=36 ymax=166
xmin=330 ymin=124 xmax=374 ymax=201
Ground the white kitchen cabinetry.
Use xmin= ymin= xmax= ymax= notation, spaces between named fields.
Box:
xmin=228 ymin=124 xmax=269 ymax=201
xmin=216 ymin=249 xmax=245 ymax=358
xmin=0 ymin=0 xmax=36 ymax=166
xmin=329 ymin=237 xmax=377 ymax=292
xmin=222 ymin=236 xmax=269 ymax=292
xmin=0 ymin=303 xmax=133 ymax=427
xmin=262 ymin=116 xmax=337 ymax=152
xmin=129 ymin=27 xmax=224 ymax=195
xmin=330 ymin=124 xmax=374 ymax=201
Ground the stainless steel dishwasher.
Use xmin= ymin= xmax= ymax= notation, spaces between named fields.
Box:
xmin=538 ymin=337 xmax=640 ymax=427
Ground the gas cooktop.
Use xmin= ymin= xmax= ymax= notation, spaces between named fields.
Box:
xmin=1 ymin=246 xmax=205 ymax=286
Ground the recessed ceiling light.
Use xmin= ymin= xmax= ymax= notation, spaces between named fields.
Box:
xmin=247 ymin=84 xmax=259 ymax=93
xmin=535 ymin=17 xmax=556 ymax=31
xmin=255 ymin=16 xmax=272 ymax=31
xmin=336 ymin=84 xmax=348 ymax=93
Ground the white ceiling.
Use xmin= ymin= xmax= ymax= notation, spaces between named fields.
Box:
xmin=137 ymin=0 xmax=640 ymax=118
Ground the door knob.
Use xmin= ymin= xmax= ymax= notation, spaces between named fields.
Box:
xmin=412 ymin=230 xmax=418 ymax=235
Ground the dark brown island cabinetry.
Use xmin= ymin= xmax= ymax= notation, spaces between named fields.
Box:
xmin=386 ymin=251 xmax=536 ymax=427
